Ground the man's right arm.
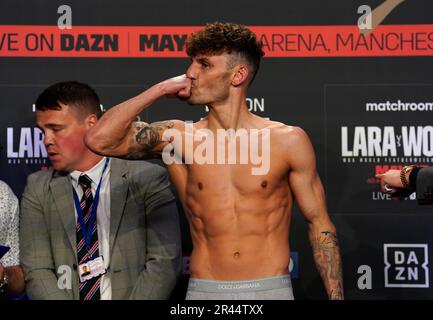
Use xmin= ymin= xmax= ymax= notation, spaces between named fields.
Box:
xmin=85 ymin=75 xmax=190 ymax=160
xmin=20 ymin=175 xmax=70 ymax=300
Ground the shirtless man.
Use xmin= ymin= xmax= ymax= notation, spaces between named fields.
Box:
xmin=85 ymin=22 xmax=344 ymax=300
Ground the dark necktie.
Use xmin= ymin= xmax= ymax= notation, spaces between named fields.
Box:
xmin=76 ymin=174 xmax=101 ymax=300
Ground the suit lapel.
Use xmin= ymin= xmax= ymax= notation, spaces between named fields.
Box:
xmin=50 ymin=172 xmax=77 ymax=256
xmin=109 ymin=158 xmax=129 ymax=253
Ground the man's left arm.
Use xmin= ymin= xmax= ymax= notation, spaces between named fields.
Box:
xmin=0 ymin=189 xmax=25 ymax=298
xmin=287 ymin=127 xmax=344 ymax=300
xmin=129 ymin=164 xmax=182 ymax=299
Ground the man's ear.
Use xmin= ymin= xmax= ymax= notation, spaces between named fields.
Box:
xmin=231 ymin=65 xmax=250 ymax=87
xmin=85 ymin=114 xmax=98 ymax=128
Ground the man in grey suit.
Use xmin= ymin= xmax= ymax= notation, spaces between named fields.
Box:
xmin=376 ymin=165 xmax=433 ymax=204
xmin=20 ymin=81 xmax=182 ymax=300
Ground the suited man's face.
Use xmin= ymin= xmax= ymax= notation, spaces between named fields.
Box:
xmin=36 ymin=104 xmax=97 ymax=172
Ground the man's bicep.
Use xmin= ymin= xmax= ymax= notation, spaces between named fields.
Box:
xmin=287 ymin=128 xmax=327 ymax=222
xmin=124 ymin=120 xmax=179 ymax=160
xmin=290 ymin=170 xmax=327 ymax=222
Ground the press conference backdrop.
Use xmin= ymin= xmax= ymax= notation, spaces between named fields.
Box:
xmin=1 ymin=0 xmax=433 ymax=299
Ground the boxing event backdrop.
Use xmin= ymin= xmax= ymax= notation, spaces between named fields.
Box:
xmin=1 ymin=0 xmax=433 ymax=299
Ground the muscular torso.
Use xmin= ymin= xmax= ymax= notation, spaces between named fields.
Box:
xmin=166 ymin=119 xmax=294 ymax=280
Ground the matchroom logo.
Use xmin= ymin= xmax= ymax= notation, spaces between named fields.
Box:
xmin=384 ymin=244 xmax=429 ymax=288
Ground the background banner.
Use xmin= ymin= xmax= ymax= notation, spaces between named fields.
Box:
xmin=1 ymin=0 xmax=433 ymax=299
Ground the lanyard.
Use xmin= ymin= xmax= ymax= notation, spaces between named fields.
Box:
xmin=72 ymin=157 xmax=109 ymax=251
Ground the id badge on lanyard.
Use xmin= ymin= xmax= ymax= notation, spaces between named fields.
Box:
xmin=78 ymin=256 xmax=106 ymax=283
xmin=72 ymin=158 xmax=109 ymax=282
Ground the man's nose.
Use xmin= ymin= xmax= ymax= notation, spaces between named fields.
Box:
xmin=43 ymin=131 xmax=53 ymax=147
xmin=186 ymin=63 xmax=197 ymax=80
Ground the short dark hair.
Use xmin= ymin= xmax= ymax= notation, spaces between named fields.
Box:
xmin=35 ymin=81 xmax=102 ymax=119
xmin=186 ymin=22 xmax=265 ymax=84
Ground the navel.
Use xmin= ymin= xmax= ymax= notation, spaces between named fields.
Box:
xmin=198 ymin=182 xmax=203 ymax=190
xmin=233 ymin=251 xmax=241 ymax=259
xmin=261 ymin=180 xmax=268 ymax=188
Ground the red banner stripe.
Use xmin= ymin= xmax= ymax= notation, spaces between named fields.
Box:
xmin=1 ymin=25 xmax=432 ymax=57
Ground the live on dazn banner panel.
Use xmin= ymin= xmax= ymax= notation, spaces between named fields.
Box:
xmin=1 ymin=25 xmax=433 ymax=57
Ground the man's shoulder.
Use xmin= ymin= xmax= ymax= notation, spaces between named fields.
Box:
xmin=0 ymin=180 xmax=12 ymax=194
xmin=27 ymin=168 xmax=57 ymax=184
xmin=113 ymin=158 xmax=167 ymax=178
xmin=113 ymin=159 xmax=171 ymax=196
xmin=266 ymin=122 xmax=306 ymax=138
xmin=265 ymin=124 xmax=314 ymax=157
xmin=113 ymin=157 xmax=165 ymax=169
xmin=26 ymin=168 xmax=57 ymax=186
xmin=0 ymin=180 xmax=17 ymax=201
xmin=22 ymin=168 xmax=62 ymax=199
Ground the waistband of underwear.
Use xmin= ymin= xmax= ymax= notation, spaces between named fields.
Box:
xmin=187 ymin=274 xmax=292 ymax=293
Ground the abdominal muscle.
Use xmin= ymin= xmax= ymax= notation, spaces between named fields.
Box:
xmin=185 ymin=186 xmax=293 ymax=280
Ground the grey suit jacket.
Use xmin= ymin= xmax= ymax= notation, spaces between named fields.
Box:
xmin=19 ymin=158 xmax=182 ymax=300
xmin=416 ymin=167 xmax=433 ymax=204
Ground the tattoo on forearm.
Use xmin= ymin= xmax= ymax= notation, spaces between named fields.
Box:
xmin=330 ymin=283 xmax=344 ymax=300
xmin=126 ymin=120 xmax=174 ymax=159
xmin=311 ymin=230 xmax=344 ymax=300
